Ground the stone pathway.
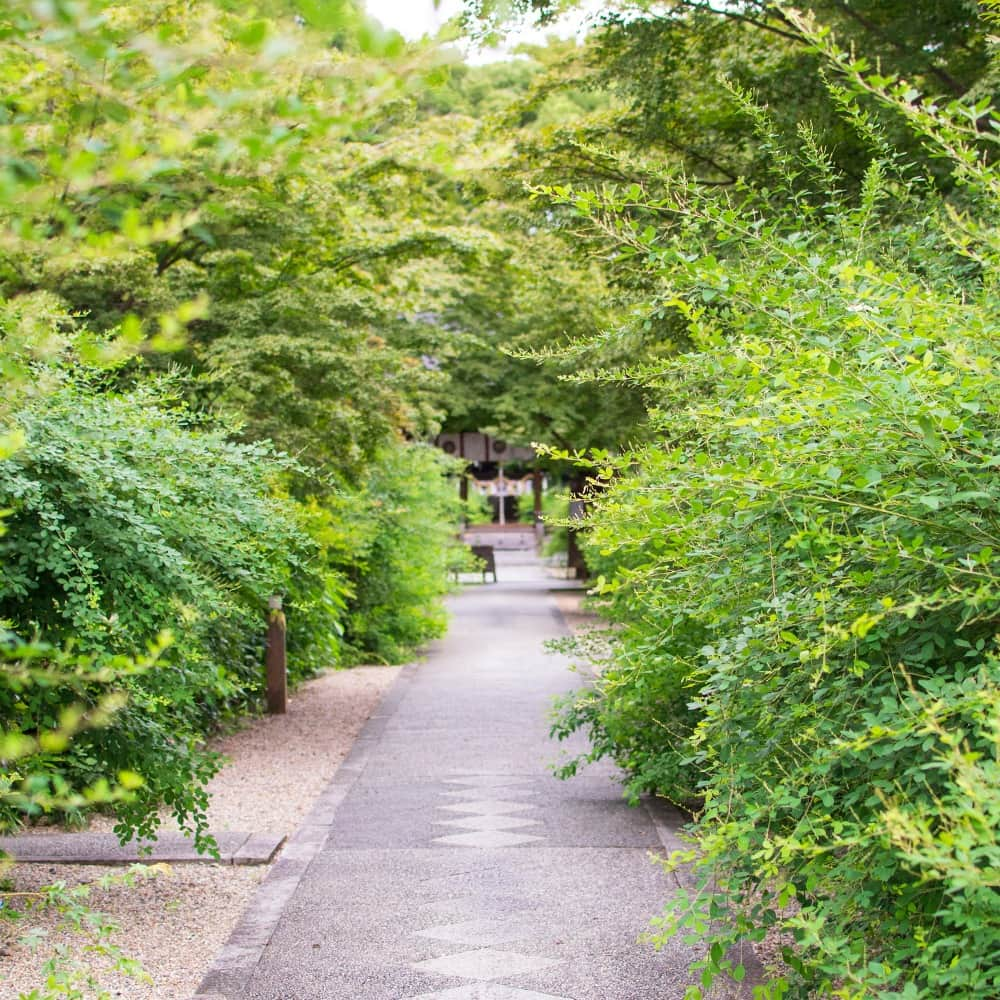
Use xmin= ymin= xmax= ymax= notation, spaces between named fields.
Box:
xmin=194 ymin=555 xmax=755 ymax=999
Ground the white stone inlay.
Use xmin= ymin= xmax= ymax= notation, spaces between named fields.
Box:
xmin=439 ymin=800 xmax=537 ymax=816
xmin=411 ymin=948 xmax=563 ymax=982
xmin=406 ymin=986 xmax=572 ymax=1000
xmin=413 ymin=918 xmax=526 ymax=947
xmin=444 ymin=777 xmax=535 ymax=789
xmin=416 ymin=897 xmax=534 ymax=920
xmin=432 ymin=830 xmax=543 ymax=848
xmin=417 ymin=898 xmax=485 ymax=918
xmin=436 ymin=815 xmax=540 ymax=832
xmin=441 ymin=788 xmax=537 ymax=800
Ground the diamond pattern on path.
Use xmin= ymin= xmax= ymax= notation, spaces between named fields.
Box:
xmin=444 ymin=777 xmax=535 ymax=789
xmin=406 ymin=985 xmax=572 ymax=1000
xmin=411 ymin=948 xmax=563 ymax=981
xmin=436 ymin=815 xmax=540 ymax=832
xmin=439 ymin=800 xmax=537 ymax=816
xmin=432 ymin=830 xmax=544 ymax=848
xmin=441 ymin=789 xmax=537 ymax=800
xmin=413 ymin=918 xmax=527 ymax=947
xmin=416 ymin=897 xmax=533 ymax=920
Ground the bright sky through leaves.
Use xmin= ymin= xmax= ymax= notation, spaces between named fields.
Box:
xmin=365 ymin=0 xmax=464 ymax=40
xmin=364 ymin=0 xmax=603 ymax=60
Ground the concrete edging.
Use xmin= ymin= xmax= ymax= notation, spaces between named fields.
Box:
xmin=0 ymin=830 xmax=284 ymax=867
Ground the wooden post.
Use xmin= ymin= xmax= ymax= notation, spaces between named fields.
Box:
xmin=266 ymin=595 xmax=287 ymax=714
xmin=497 ymin=462 xmax=506 ymax=525
xmin=566 ymin=474 xmax=589 ymax=580
xmin=532 ymin=469 xmax=543 ymax=543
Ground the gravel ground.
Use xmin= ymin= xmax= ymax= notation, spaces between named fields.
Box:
xmin=0 ymin=665 xmax=399 ymax=1000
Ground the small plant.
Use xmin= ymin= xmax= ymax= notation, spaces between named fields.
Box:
xmin=462 ymin=488 xmax=494 ymax=525
xmin=539 ymin=487 xmax=572 ymax=557
xmin=0 ymin=863 xmax=165 ymax=1000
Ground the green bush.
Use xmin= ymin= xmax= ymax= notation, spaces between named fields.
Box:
xmin=340 ymin=443 xmax=464 ymax=664
xmin=538 ymin=487 xmax=572 ymax=557
xmin=547 ymin=44 xmax=1000 ymax=1000
xmin=0 ymin=371 xmax=337 ymax=843
xmin=464 ymin=488 xmax=494 ymax=525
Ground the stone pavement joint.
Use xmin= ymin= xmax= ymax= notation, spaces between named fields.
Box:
xmin=439 ymin=800 xmax=537 ymax=815
xmin=440 ymin=789 xmax=538 ymax=800
xmin=432 ymin=830 xmax=544 ymax=848
xmin=435 ymin=815 xmax=541 ymax=831
xmin=443 ymin=777 xmax=535 ymax=789
xmin=413 ymin=918 xmax=533 ymax=947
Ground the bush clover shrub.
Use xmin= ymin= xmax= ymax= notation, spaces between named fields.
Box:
xmin=547 ymin=41 xmax=1000 ymax=999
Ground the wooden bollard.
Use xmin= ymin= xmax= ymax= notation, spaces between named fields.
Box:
xmin=266 ymin=595 xmax=287 ymax=714
xmin=532 ymin=469 xmax=544 ymax=543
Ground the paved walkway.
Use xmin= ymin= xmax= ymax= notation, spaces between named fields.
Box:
xmin=196 ymin=556 xmax=753 ymax=1000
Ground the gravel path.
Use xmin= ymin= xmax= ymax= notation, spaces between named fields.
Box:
xmin=1 ymin=665 xmax=399 ymax=999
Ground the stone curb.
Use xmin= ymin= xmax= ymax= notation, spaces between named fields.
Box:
xmin=0 ymin=830 xmax=284 ymax=866
xmin=188 ymin=661 xmax=419 ymax=1000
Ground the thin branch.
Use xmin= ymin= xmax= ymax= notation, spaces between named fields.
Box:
xmin=666 ymin=1 xmax=805 ymax=45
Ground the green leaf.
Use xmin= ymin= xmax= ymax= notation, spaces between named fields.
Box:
xmin=236 ymin=20 xmax=269 ymax=48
